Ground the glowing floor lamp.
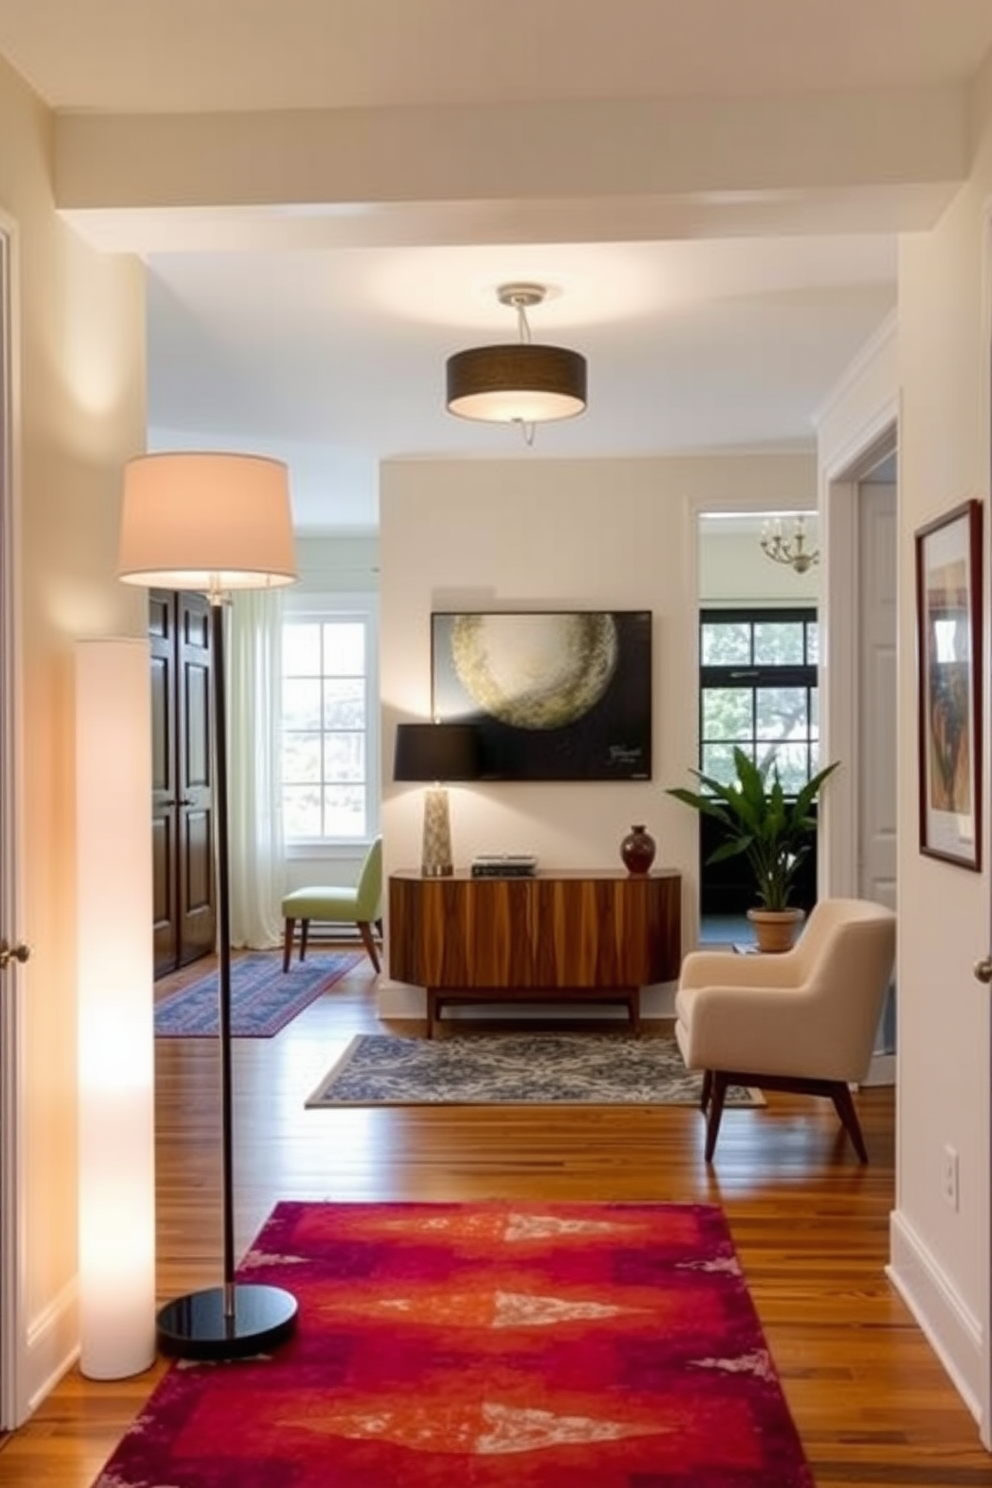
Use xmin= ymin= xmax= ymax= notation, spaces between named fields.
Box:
xmin=119 ymin=450 xmax=298 ymax=1360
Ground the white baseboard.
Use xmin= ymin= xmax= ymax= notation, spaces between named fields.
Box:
xmin=20 ymin=1279 xmax=78 ymax=1426
xmin=887 ymin=1208 xmax=984 ymax=1429
xmin=862 ymin=1051 xmax=896 ymax=1086
xmin=376 ymin=981 xmax=677 ymax=1023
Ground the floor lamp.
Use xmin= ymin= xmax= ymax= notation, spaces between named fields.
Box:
xmin=119 ymin=450 xmax=298 ymax=1360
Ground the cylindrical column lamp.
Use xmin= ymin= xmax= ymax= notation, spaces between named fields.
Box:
xmin=393 ymin=722 xmax=481 ymax=876
xmin=76 ymin=637 xmax=157 ymax=1379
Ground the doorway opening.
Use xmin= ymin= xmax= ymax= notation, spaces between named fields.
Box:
xmin=696 ymin=511 xmax=821 ymax=947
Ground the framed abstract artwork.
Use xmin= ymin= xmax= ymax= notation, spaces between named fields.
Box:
xmin=915 ymin=499 xmax=983 ymax=869
xmin=430 ymin=609 xmax=653 ymax=781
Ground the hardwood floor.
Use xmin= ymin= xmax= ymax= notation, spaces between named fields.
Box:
xmin=2 ymin=951 xmax=990 ymax=1487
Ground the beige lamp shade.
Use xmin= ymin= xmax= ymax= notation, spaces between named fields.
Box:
xmin=119 ymin=451 xmax=297 ymax=592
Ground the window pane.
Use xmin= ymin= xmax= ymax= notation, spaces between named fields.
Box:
xmin=809 ymin=687 xmax=819 ymax=738
xmin=756 ymin=686 xmax=808 ymax=740
xmin=283 ymin=622 xmax=321 ymax=677
xmin=323 ymin=621 xmax=365 ymax=676
xmin=282 ymin=732 xmax=322 ymax=784
xmin=765 ymin=742 xmax=810 ymax=795
xmin=282 ymin=610 xmax=374 ymax=844
xmin=283 ymin=784 xmax=323 ymax=838
xmin=701 ymin=742 xmax=749 ymax=784
xmin=283 ymin=678 xmax=322 ymax=730
xmin=701 ymin=621 xmax=752 ymax=665
xmin=324 ymin=732 xmax=365 ymax=782
xmin=702 ymin=687 xmax=753 ymax=741
xmin=753 ymin=621 xmax=804 ymax=665
xmin=323 ymin=677 xmax=366 ymax=729
xmin=806 ymin=622 xmax=819 ymax=665
xmin=323 ymin=785 xmax=366 ymax=838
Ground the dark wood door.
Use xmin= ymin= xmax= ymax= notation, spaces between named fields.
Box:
xmin=150 ymin=591 xmax=215 ymax=977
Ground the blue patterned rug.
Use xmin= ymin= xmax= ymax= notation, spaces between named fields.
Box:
xmin=155 ymin=952 xmax=362 ymax=1038
xmin=306 ymin=1034 xmax=763 ymax=1107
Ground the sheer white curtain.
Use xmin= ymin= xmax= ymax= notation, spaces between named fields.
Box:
xmin=226 ymin=588 xmax=286 ymax=948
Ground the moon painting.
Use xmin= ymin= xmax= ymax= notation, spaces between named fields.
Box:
xmin=431 ymin=610 xmax=653 ymax=780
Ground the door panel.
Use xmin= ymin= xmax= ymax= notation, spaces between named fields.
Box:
xmin=176 ymin=597 xmax=214 ymax=966
xmin=149 ymin=593 xmax=179 ymax=976
xmin=858 ymin=477 xmax=898 ymax=1072
xmin=151 ymin=591 xmax=215 ymax=976
xmin=858 ymin=483 xmax=898 ymax=909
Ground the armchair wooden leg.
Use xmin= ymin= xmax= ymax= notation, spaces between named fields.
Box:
xmin=830 ymin=1081 xmax=869 ymax=1163
xmin=700 ymin=1069 xmax=713 ymax=1111
xmin=282 ymin=918 xmax=295 ymax=973
xmin=704 ymin=1073 xmax=730 ymax=1161
xmin=357 ymin=920 xmax=381 ymax=974
xmin=299 ymin=919 xmax=310 ymax=964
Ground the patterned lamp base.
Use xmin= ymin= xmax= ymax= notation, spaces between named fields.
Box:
xmin=421 ymin=786 xmax=453 ymax=876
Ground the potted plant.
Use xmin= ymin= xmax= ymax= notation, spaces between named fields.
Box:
xmin=666 ymin=746 xmax=840 ymax=952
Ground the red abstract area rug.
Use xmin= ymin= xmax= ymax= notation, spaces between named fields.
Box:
xmin=92 ymin=1201 xmax=813 ymax=1488
xmin=153 ymin=951 xmax=362 ymax=1038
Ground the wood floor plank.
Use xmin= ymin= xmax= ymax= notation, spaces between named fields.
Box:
xmin=0 ymin=952 xmax=988 ymax=1486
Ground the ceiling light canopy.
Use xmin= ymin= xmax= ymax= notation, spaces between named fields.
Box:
xmin=446 ymin=283 xmax=587 ymax=430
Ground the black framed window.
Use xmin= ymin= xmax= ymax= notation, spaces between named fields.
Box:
xmin=699 ymin=608 xmax=819 ymax=792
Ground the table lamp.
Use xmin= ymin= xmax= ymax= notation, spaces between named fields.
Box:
xmin=393 ymin=722 xmax=480 ymax=876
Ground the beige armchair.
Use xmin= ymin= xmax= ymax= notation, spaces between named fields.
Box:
xmin=675 ymin=897 xmax=896 ymax=1162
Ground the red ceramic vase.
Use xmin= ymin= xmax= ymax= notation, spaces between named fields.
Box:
xmin=620 ymin=824 xmax=656 ymax=875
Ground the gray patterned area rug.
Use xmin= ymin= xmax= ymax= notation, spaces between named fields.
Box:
xmin=305 ymin=1034 xmax=763 ymax=1108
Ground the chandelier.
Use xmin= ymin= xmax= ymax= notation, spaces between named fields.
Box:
xmin=760 ymin=516 xmax=820 ymax=575
xmin=445 ymin=283 xmax=587 ymax=443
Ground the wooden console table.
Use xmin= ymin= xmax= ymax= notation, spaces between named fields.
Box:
xmin=388 ymin=869 xmax=681 ymax=1037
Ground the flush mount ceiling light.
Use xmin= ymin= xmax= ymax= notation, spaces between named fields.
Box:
xmin=445 ymin=283 xmax=587 ymax=439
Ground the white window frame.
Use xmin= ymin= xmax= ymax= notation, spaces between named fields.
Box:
xmin=281 ymin=589 xmax=380 ymax=858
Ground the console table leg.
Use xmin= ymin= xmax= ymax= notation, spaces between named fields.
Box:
xmin=629 ymin=990 xmax=641 ymax=1038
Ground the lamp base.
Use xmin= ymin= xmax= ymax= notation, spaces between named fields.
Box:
xmin=421 ymin=785 xmax=454 ymax=877
xmin=156 ymin=1283 xmax=298 ymax=1361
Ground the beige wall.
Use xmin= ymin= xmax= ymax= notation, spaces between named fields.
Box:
xmin=816 ymin=53 xmax=992 ymax=1434
xmin=699 ymin=521 xmax=820 ymax=605
xmin=378 ymin=450 xmax=816 ymax=1016
xmin=889 ymin=52 xmax=992 ymax=1428
xmin=0 ymin=54 xmax=146 ymax=1418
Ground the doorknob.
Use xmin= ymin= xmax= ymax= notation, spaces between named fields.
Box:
xmin=0 ymin=939 xmax=30 ymax=970
xmin=973 ymin=956 xmax=992 ymax=984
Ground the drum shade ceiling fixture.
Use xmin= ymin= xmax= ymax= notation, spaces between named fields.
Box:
xmin=445 ymin=283 xmax=587 ymax=441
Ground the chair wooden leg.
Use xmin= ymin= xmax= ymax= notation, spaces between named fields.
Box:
xmin=704 ymin=1073 xmax=730 ymax=1161
xmin=282 ymin=918 xmax=295 ymax=973
xmin=299 ymin=919 xmax=310 ymax=964
xmin=830 ymin=1081 xmax=869 ymax=1163
xmin=700 ymin=1069 xmax=713 ymax=1111
xmin=357 ymin=920 xmax=381 ymax=974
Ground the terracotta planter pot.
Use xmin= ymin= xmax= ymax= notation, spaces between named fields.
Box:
xmin=746 ymin=907 xmax=805 ymax=953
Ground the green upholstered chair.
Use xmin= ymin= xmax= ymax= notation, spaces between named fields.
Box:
xmin=281 ymin=836 xmax=383 ymax=974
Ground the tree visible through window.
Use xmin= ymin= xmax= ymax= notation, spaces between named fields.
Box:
xmin=700 ymin=608 xmax=819 ymax=793
xmin=281 ymin=613 xmax=374 ymax=840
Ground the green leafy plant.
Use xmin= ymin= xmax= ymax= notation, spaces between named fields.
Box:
xmin=666 ymin=747 xmax=840 ymax=912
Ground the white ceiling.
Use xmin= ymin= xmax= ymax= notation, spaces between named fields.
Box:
xmin=1 ymin=0 xmax=989 ymax=532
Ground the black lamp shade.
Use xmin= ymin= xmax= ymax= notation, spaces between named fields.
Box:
xmin=394 ymin=722 xmax=481 ymax=782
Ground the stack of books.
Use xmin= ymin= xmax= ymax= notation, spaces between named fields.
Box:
xmin=470 ymin=854 xmax=539 ymax=879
